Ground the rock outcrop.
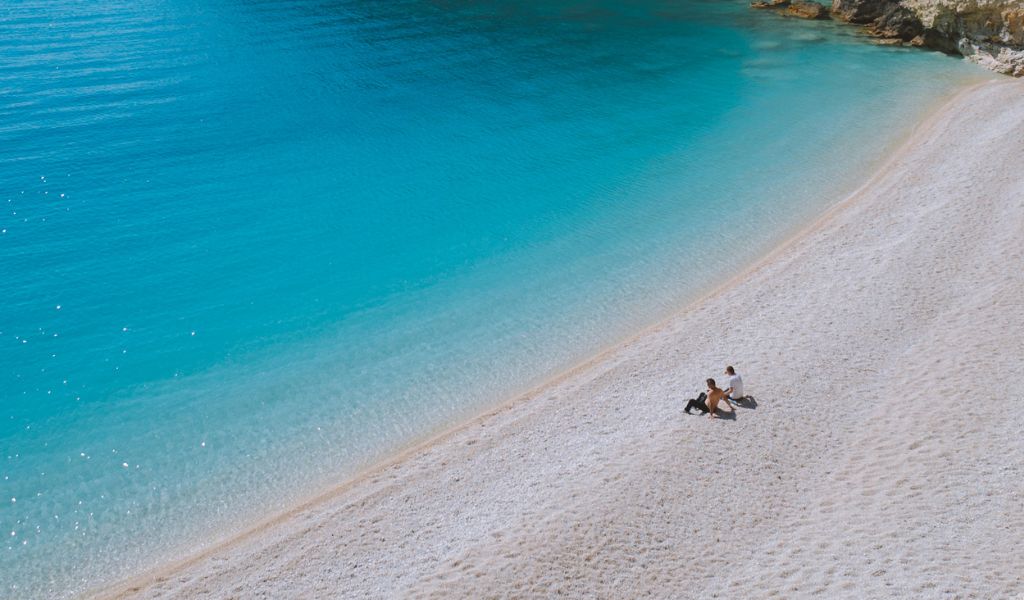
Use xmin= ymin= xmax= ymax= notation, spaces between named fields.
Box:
xmin=788 ymin=1 xmax=833 ymax=18
xmin=752 ymin=0 xmax=1023 ymax=75
xmin=832 ymin=0 xmax=893 ymax=21
xmin=750 ymin=0 xmax=833 ymax=19
xmin=832 ymin=0 xmax=1024 ymax=76
xmin=873 ymin=3 xmax=927 ymax=39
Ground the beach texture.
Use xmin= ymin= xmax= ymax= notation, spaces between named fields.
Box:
xmin=100 ymin=80 xmax=1024 ymax=599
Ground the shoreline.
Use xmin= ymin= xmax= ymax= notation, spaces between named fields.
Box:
xmin=94 ymin=78 xmax=1024 ymax=598
xmin=86 ymin=81 xmax=960 ymax=596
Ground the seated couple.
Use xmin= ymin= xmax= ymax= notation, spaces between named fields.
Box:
xmin=684 ymin=366 xmax=744 ymax=419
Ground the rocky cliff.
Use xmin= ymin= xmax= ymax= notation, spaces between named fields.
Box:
xmin=831 ymin=0 xmax=1024 ymax=75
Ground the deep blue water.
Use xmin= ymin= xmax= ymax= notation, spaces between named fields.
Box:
xmin=0 ymin=0 xmax=986 ymax=596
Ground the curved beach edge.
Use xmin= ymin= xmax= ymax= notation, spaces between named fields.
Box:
xmin=92 ymin=78 xmax=1024 ymax=599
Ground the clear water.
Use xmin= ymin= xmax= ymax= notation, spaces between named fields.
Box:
xmin=0 ymin=0 xmax=987 ymax=596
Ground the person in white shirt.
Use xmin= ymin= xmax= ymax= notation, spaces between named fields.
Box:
xmin=724 ymin=365 xmax=744 ymax=403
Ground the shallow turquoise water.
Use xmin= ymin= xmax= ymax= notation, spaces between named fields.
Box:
xmin=0 ymin=0 xmax=986 ymax=596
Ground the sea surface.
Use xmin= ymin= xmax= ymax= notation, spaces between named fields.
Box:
xmin=0 ymin=0 xmax=986 ymax=596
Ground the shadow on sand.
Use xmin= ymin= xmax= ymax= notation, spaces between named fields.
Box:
xmin=733 ymin=395 xmax=758 ymax=410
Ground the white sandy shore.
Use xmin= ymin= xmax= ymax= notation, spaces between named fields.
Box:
xmin=97 ymin=80 xmax=1024 ymax=599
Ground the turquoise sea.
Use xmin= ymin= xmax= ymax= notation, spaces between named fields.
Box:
xmin=0 ymin=0 xmax=985 ymax=596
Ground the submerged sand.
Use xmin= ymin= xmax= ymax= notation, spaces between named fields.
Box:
xmin=98 ymin=80 xmax=1024 ymax=599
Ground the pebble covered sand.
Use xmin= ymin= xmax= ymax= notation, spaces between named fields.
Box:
xmin=98 ymin=80 xmax=1024 ymax=599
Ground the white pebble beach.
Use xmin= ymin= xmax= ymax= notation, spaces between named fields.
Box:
xmin=96 ymin=79 xmax=1024 ymax=599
